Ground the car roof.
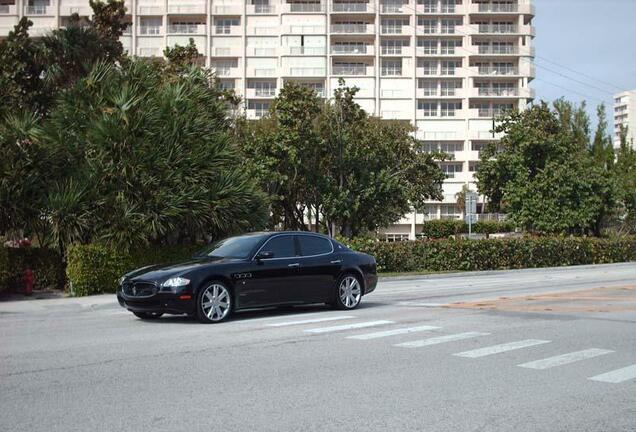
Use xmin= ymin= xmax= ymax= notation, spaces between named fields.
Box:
xmin=252 ymin=231 xmax=333 ymax=239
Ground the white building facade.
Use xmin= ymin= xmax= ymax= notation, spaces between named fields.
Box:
xmin=0 ymin=0 xmax=535 ymax=240
xmin=614 ymin=90 xmax=636 ymax=149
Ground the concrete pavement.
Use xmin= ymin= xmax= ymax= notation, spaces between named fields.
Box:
xmin=1 ymin=263 xmax=635 ymax=431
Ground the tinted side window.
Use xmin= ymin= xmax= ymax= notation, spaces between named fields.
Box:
xmin=298 ymin=236 xmax=332 ymax=256
xmin=262 ymin=236 xmax=296 ymax=258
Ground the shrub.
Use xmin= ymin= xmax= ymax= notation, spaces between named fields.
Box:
xmin=66 ymin=243 xmax=202 ymax=296
xmin=419 ymin=219 xmax=514 ymax=238
xmin=1 ymin=247 xmax=64 ymax=292
xmin=341 ymin=236 xmax=636 ymax=274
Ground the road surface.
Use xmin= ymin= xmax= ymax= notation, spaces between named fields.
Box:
xmin=1 ymin=263 xmax=635 ymax=432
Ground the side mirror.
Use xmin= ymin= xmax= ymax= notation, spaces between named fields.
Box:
xmin=255 ymin=251 xmax=275 ymax=261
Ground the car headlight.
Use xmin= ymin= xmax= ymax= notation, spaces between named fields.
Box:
xmin=119 ymin=276 xmax=126 ymax=286
xmin=161 ymin=277 xmax=190 ymax=290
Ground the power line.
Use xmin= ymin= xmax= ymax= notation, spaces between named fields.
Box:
xmin=535 ymin=55 xmax=624 ymax=92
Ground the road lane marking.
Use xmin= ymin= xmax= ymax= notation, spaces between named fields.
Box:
xmin=266 ymin=316 xmax=355 ymax=327
xmin=589 ymin=364 xmax=636 ymax=383
xmin=305 ymin=320 xmax=394 ymax=334
xmin=395 ymin=332 xmax=490 ymax=348
xmin=453 ymin=339 xmax=551 ymax=358
xmin=346 ymin=325 xmax=440 ymax=340
xmin=518 ymin=348 xmax=614 ymax=370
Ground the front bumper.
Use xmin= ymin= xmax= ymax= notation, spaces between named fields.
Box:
xmin=364 ymin=273 xmax=378 ymax=295
xmin=117 ymin=289 xmax=195 ymax=315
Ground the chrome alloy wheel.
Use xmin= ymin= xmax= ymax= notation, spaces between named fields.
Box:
xmin=339 ymin=276 xmax=362 ymax=309
xmin=201 ymin=284 xmax=231 ymax=322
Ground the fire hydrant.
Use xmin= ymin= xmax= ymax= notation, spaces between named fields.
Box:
xmin=24 ymin=268 xmax=34 ymax=296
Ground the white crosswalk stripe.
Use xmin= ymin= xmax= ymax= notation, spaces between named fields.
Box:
xmin=305 ymin=320 xmax=394 ymax=334
xmin=518 ymin=348 xmax=614 ymax=370
xmin=589 ymin=364 xmax=636 ymax=383
xmin=453 ymin=339 xmax=551 ymax=358
xmin=346 ymin=325 xmax=440 ymax=340
xmin=266 ymin=315 xmax=355 ymax=327
xmin=395 ymin=332 xmax=490 ymax=348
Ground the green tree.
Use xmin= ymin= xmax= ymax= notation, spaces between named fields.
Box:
xmin=476 ymin=102 xmax=608 ymax=235
xmin=614 ymin=126 xmax=636 ymax=234
xmin=42 ymin=60 xmax=268 ymax=251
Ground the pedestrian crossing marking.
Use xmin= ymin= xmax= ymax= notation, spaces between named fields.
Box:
xmin=305 ymin=320 xmax=394 ymax=334
xmin=589 ymin=364 xmax=636 ymax=383
xmin=266 ymin=316 xmax=355 ymax=327
xmin=518 ymin=348 xmax=614 ymax=370
xmin=395 ymin=332 xmax=490 ymax=348
xmin=347 ymin=325 xmax=440 ymax=340
xmin=454 ymin=339 xmax=551 ymax=358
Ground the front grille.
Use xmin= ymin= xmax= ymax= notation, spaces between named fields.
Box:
xmin=123 ymin=282 xmax=157 ymax=298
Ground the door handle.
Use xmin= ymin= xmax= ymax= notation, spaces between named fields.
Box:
xmin=288 ymin=263 xmax=300 ymax=268
xmin=330 ymin=260 xmax=342 ymax=264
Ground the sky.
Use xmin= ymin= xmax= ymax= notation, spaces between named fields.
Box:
xmin=533 ymin=0 xmax=636 ymax=127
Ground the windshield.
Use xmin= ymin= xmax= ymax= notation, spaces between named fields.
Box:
xmin=195 ymin=234 xmax=266 ymax=259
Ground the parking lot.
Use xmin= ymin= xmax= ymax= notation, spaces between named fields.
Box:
xmin=1 ymin=263 xmax=635 ymax=432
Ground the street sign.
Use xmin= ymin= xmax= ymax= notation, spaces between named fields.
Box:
xmin=465 ymin=214 xmax=477 ymax=224
xmin=465 ymin=191 xmax=478 ymax=215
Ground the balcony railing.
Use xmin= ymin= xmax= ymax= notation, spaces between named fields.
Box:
xmin=332 ymin=2 xmax=367 ymax=12
xmin=168 ymin=24 xmax=205 ymax=34
xmin=478 ymin=3 xmax=519 ymax=13
xmin=24 ymin=5 xmax=47 ymax=14
xmin=331 ymin=45 xmax=370 ymax=54
xmin=332 ymin=65 xmax=367 ymax=75
xmin=288 ymin=2 xmax=324 ymax=12
xmin=476 ymin=108 xmax=509 ymax=118
xmin=0 ymin=4 xmax=12 ymax=13
xmin=287 ymin=46 xmax=326 ymax=55
xmin=330 ymin=23 xmax=373 ymax=34
xmin=254 ymin=88 xmax=276 ymax=97
xmin=477 ymin=66 xmax=519 ymax=75
xmin=477 ymin=46 xmax=519 ymax=55
xmin=288 ymin=67 xmax=326 ymax=76
xmin=380 ymin=4 xmax=404 ymax=13
xmin=167 ymin=4 xmax=206 ymax=14
xmin=138 ymin=47 xmax=162 ymax=57
xmin=478 ymin=24 xmax=518 ymax=34
xmin=139 ymin=26 xmax=162 ymax=35
xmin=477 ymin=88 xmax=519 ymax=97
xmin=247 ymin=4 xmax=275 ymax=14
xmin=381 ymin=25 xmax=405 ymax=34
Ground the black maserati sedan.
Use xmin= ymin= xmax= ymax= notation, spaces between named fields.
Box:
xmin=117 ymin=232 xmax=378 ymax=323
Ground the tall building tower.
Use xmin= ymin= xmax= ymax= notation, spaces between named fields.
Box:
xmin=614 ymin=90 xmax=636 ymax=149
xmin=0 ymin=0 xmax=535 ymax=240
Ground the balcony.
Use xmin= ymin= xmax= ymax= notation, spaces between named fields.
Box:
xmin=138 ymin=47 xmax=163 ymax=57
xmin=167 ymin=3 xmax=206 ymax=14
xmin=0 ymin=4 xmax=17 ymax=14
xmin=246 ymin=4 xmax=276 ymax=14
xmin=381 ymin=46 xmax=413 ymax=56
xmin=332 ymin=64 xmax=372 ymax=76
xmin=282 ymin=46 xmax=327 ymax=55
xmin=284 ymin=25 xmax=325 ymax=34
xmin=281 ymin=2 xmax=324 ymax=13
xmin=60 ymin=4 xmax=92 ymax=15
xmin=331 ymin=44 xmax=374 ymax=55
xmin=137 ymin=3 xmax=164 ymax=14
xmin=477 ymin=24 xmax=518 ymax=34
xmin=285 ymin=67 xmax=327 ymax=77
xmin=475 ymin=66 xmax=520 ymax=76
xmin=246 ymin=88 xmax=277 ymax=98
xmin=245 ymin=47 xmax=278 ymax=56
xmin=246 ymin=26 xmax=278 ymax=35
xmin=139 ymin=26 xmax=162 ymax=35
xmin=381 ymin=25 xmax=409 ymax=35
xmin=246 ymin=67 xmax=277 ymax=77
xmin=470 ymin=1 xmax=535 ymax=16
xmin=474 ymin=88 xmax=520 ymax=97
xmin=24 ymin=5 xmax=52 ymax=15
xmin=415 ymin=3 xmax=466 ymax=14
xmin=212 ymin=4 xmax=242 ymax=14
xmin=380 ymin=4 xmax=406 ymax=14
xmin=213 ymin=25 xmax=242 ymax=35
xmin=214 ymin=65 xmax=241 ymax=77
xmin=212 ymin=46 xmax=242 ymax=57
xmin=330 ymin=23 xmax=374 ymax=34
xmin=469 ymin=108 xmax=510 ymax=118
xmin=168 ymin=24 xmax=206 ymax=34
xmin=331 ymin=2 xmax=369 ymax=13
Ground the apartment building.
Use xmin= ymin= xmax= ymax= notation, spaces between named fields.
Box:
xmin=614 ymin=90 xmax=636 ymax=149
xmin=0 ymin=0 xmax=535 ymax=240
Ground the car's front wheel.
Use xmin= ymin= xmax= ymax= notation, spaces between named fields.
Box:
xmin=196 ymin=282 xmax=233 ymax=323
xmin=334 ymin=274 xmax=362 ymax=310
xmin=133 ymin=311 xmax=163 ymax=320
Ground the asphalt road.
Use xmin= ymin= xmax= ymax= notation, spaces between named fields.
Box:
xmin=1 ymin=263 xmax=635 ymax=432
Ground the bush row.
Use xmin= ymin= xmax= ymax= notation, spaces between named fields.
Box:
xmin=418 ymin=220 xmax=515 ymax=238
xmin=343 ymin=236 xmax=636 ymax=273
xmin=66 ymin=244 xmax=202 ymax=296
xmin=0 ymin=247 xmax=64 ymax=293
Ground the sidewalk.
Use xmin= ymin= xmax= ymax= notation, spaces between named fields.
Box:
xmin=0 ymin=292 xmax=116 ymax=313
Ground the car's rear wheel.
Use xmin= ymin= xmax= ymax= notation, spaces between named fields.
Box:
xmin=133 ymin=311 xmax=163 ymax=320
xmin=197 ymin=282 xmax=233 ymax=323
xmin=334 ymin=274 xmax=362 ymax=310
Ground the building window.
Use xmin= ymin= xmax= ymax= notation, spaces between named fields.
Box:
xmin=419 ymin=59 xmax=438 ymax=75
xmin=441 ymin=101 xmax=461 ymax=117
xmin=418 ymin=101 xmax=438 ymax=117
xmin=382 ymin=18 xmax=408 ymax=34
xmin=418 ymin=79 xmax=437 ymax=96
xmin=214 ymin=18 xmax=239 ymax=34
xmin=468 ymin=161 xmax=480 ymax=172
xmin=418 ymin=18 xmax=437 ymax=34
xmin=384 ymin=233 xmax=410 ymax=242
xmin=418 ymin=39 xmax=438 ymax=54
xmin=382 ymin=59 xmax=403 ymax=76
xmin=440 ymin=80 xmax=461 ymax=96
xmin=249 ymin=80 xmax=276 ymax=97
xmin=218 ymin=79 xmax=235 ymax=91
xmin=420 ymin=0 xmax=437 ymax=13
xmin=382 ymin=39 xmax=408 ymax=55
xmin=439 ymin=163 xmax=463 ymax=179
xmin=248 ymin=101 xmax=271 ymax=118
xmin=440 ymin=204 xmax=460 ymax=219
xmin=139 ymin=17 xmax=162 ymax=35
xmin=441 ymin=19 xmax=460 ymax=34
xmin=441 ymin=39 xmax=461 ymax=54
xmin=441 ymin=60 xmax=460 ymax=75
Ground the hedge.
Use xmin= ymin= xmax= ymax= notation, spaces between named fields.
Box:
xmin=66 ymin=244 xmax=202 ymax=296
xmin=343 ymin=236 xmax=636 ymax=273
xmin=0 ymin=247 xmax=64 ymax=293
xmin=418 ymin=220 xmax=515 ymax=238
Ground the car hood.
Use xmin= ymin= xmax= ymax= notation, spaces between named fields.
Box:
xmin=125 ymin=257 xmax=238 ymax=282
